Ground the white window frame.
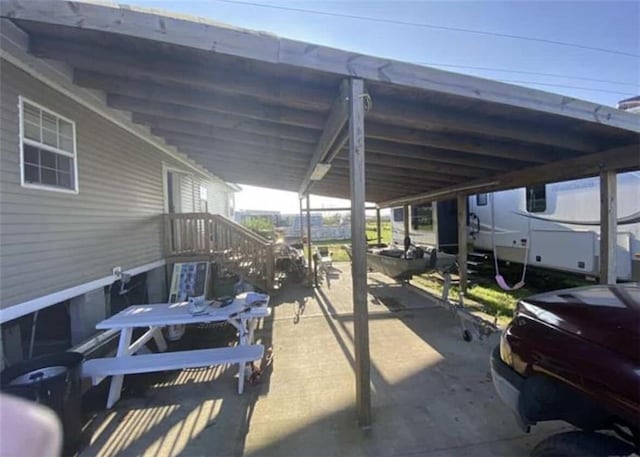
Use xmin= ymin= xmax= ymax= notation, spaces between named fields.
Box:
xmin=19 ymin=96 xmax=79 ymax=194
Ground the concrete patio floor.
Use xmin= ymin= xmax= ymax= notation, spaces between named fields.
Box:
xmin=79 ymin=262 xmax=565 ymax=457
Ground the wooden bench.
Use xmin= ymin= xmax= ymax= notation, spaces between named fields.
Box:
xmin=82 ymin=344 xmax=264 ymax=401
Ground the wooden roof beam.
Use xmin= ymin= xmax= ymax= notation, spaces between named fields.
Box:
xmin=367 ymin=124 xmax=561 ymax=164
xmin=363 ymin=139 xmax=528 ymax=170
xmin=367 ymin=96 xmax=602 ymax=153
xmin=109 ymin=93 xmax=567 ymax=165
xmin=107 ymin=94 xmax=324 ymax=131
xmin=154 ymin=128 xmax=314 ymax=156
xmin=76 ymin=68 xmax=590 ymax=163
xmin=132 ymin=113 xmax=319 ymax=144
xmin=379 ymin=144 xmax=640 ymax=208
xmin=74 ymin=63 xmax=600 ymax=154
xmin=185 ymin=152 xmax=308 ymax=178
xmin=351 ymin=151 xmax=500 ymax=178
xmin=298 ymin=80 xmax=350 ymax=196
xmin=172 ymin=143 xmax=312 ymax=167
xmin=139 ymin=112 xmax=521 ymax=172
xmin=7 ymin=1 xmax=637 ymax=131
xmin=31 ymin=38 xmax=334 ymax=111
xmin=331 ymin=159 xmax=463 ymax=184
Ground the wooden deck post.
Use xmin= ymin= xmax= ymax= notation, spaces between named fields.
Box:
xmin=306 ymin=194 xmax=313 ymax=284
xmin=600 ymin=170 xmax=617 ymax=285
xmin=457 ymin=194 xmax=468 ymax=295
xmin=376 ymin=208 xmax=382 ymax=245
xmin=348 ymin=78 xmax=371 ymax=427
xmin=403 ymin=204 xmax=410 ymax=241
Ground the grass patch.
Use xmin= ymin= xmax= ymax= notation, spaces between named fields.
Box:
xmin=365 ymin=221 xmax=392 ymax=244
xmin=466 ymin=283 xmax=531 ymax=317
xmin=412 ymin=274 xmax=533 ymax=321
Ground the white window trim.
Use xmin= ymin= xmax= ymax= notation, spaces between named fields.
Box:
xmin=19 ymin=96 xmax=79 ymax=194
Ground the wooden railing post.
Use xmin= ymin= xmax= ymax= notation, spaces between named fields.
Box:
xmin=163 ymin=214 xmax=172 ymax=256
xmin=265 ymin=242 xmax=275 ymax=289
xmin=204 ymin=214 xmax=211 ymax=254
xmin=164 ymin=212 xmax=275 ymax=290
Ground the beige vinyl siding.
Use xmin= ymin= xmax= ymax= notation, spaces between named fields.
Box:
xmin=0 ymin=61 xmax=227 ymax=310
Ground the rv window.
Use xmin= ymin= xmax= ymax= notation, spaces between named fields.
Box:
xmin=411 ymin=204 xmax=433 ymax=231
xmin=476 ymin=194 xmax=488 ymax=206
xmin=19 ymin=97 xmax=78 ymax=193
xmin=526 ymin=185 xmax=547 ymax=213
xmin=392 ymin=208 xmax=404 ymax=222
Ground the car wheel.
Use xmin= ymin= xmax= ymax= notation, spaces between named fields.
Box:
xmin=462 ymin=329 xmax=472 ymax=342
xmin=530 ymin=431 xmax=635 ymax=457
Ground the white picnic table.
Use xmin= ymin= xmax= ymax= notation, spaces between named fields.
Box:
xmin=83 ymin=293 xmax=270 ymax=408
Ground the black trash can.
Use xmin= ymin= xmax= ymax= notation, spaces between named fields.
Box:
xmin=1 ymin=352 xmax=84 ymax=453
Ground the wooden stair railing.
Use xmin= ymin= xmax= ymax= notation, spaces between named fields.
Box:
xmin=164 ymin=213 xmax=275 ymax=290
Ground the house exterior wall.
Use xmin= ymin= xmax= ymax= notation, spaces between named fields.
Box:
xmin=0 ymin=60 xmax=232 ymax=313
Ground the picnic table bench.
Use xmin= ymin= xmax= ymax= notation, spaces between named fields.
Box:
xmin=82 ymin=293 xmax=270 ymax=408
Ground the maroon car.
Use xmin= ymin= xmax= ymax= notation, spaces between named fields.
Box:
xmin=491 ymin=284 xmax=640 ymax=456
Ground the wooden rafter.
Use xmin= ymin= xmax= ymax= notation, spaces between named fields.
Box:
xmin=299 ymin=79 xmax=349 ymax=195
xmin=379 ymin=144 xmax=640 ymax=207
xmin=6 ymin=1 xmax=637 ymax=131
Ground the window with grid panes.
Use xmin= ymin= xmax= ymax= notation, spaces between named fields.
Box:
xmin=20 ymin=98 xmax=78 ymax=192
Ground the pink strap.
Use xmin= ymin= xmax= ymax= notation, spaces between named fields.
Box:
xmin=495 ymin=275 xmax=525 ymax=291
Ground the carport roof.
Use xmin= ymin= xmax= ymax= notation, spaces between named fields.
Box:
xmin=2 ymin=1 xmax=639 ymax=205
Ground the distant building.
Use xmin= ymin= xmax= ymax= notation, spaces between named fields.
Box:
xmin=277 ymin=214 xmax=350 ymax=241
xmin=233 ymin=210 xmax=280 ymax=225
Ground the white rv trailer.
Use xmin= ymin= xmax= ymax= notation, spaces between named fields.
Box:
xmin=391 ymin=172 xmax=640 ymax=281
xmin=390 ymin=200 xmax=459 ymax=253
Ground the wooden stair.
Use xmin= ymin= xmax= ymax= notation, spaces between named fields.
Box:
xmin=164 ymin=213 xmax=275 ymax=291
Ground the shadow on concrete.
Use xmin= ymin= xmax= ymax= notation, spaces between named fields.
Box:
xmin=78 ymin=312 xmax=277 ymax=457
xmin=78 ymin=270 xmax=564 ymax=457
xmin=241 ymin=276 xmax=564 ymax=457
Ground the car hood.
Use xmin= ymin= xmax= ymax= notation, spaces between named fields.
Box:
xmin=519 ymin=284 xmax=640 ymax=363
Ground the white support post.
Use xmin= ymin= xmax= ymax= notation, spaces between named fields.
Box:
xmin=457 ymin=195 xmax=468 ymax=295
xmin=348 ymin=78 xmax=372 ymax=427
xmin=600 ymin=170 xmax=617 ymax=285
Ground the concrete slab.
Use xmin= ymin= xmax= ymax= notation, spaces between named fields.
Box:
xmin=79 ymin=262 xmax=564 ymax=457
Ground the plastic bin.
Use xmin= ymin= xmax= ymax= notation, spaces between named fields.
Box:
xmin=1 ymin=351 xmax=84 ymax=453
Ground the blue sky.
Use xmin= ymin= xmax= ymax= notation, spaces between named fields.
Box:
xmin=126 ymin=0 xmax=639 ymax=212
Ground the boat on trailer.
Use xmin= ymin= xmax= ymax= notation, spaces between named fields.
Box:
xmin=345 ymin=242 xmax=457 ymax=281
